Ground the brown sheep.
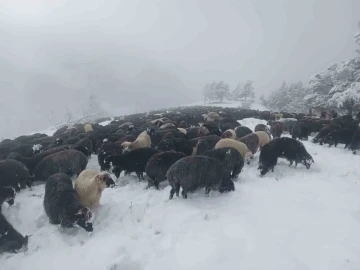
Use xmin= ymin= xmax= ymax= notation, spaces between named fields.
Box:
xmin=254 ymin=131 xmax=271 ymax=149
xmin=215 ymin=138 xmax=253 ymax=164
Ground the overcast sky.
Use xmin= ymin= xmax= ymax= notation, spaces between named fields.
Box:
xmin=0 ymin=0 xmax=359 ymax=138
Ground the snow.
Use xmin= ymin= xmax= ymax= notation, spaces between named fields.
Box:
xmin=99 ymin=119 xmax=114 ymax=127
xmin=184 ymin=100 xmax=269 ymax=111
xmin=329 ymin=82 xmax=360 ymax=109
xmin=32 ymin=144 xmax=42 ymax=153
xmin=237 ymin=118 xmax=268 ymax=131
xmin=2 ymin=119 xmax=360 ymax=270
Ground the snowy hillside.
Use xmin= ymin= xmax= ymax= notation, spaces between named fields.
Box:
xmin=1 ymin=117 xmax=360 ymax=270
xmin=183 ymin=100 xmax=269 ymax=111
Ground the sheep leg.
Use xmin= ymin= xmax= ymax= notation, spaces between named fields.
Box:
xmin=153 ymin=180 xmax=160 ymax=190
xmin=181 ymin=189 xmax=188 ymax=199
xmin=169 ymin=188 xmax=175 ymax=200
xmin=289 ymin=160 xmax=293 ymax=166
xmin=136 ymin=172 xmax=142 ymax=181
xmin=295 ymin=161 xmax=298 ymax=167
xmin=146 ymin=180 xmax=153 ymax=189
xmin=205 ymin=187 xmax=211 ymax=197
xmin=175 ymin=183 xmax=180 ymax=197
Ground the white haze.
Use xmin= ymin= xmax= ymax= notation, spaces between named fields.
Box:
xmin=0 ymin=0 xmax=359 ymax=138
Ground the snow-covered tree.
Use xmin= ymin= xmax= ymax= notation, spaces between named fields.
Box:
xmin=264 ymin=81 xmax=309 ymax=113
xmin=64 ymin=107 xmax=74 ymax=124
xmin=202 ymin=80 xmax=230 ymax=103
xmin=239 ymin=80 xmax=255 ymax=100
xmin=265 ymin=81 xmax=289 ymax=111
xmin=203 ymin=81 xmax=216 ymax=103
xmin=214 ymin=80 xmax=230 ymax=102
xmin=305 ymin=58 xmax=360 ymax=114
xmin=259 ymin=94 xmax=267 ymax=106
xmin=329 ymin=82 xmax=360 ymax=115
xmin=80 ymin=93 xmax=108 ymax=122
xmin=231 ymin=83 xmax=243 ymax=100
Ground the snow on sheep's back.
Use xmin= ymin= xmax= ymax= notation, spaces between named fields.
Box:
xmin=2 ymin=118 xmax=360 ymax=270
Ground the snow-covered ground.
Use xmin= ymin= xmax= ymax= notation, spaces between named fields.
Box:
xmin=184 ymin=100 xmax=269 ymax=111
xmin=2 ymin=118 xmax=360 ymax=270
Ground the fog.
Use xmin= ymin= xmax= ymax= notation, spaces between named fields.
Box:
xmin=0 ymin=0 xmax=359 ymax=138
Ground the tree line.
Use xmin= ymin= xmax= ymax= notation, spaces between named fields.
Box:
xmin=261 ymin=22 xmax=360 ymax=115
xmin=202 ymin=22 xmax=360 ymax=115
xmin=202 ymin=80 xmax=256 ymax=104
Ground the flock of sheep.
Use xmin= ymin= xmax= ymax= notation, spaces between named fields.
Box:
xmin=1 ymin=105 xmax=359 ymax=255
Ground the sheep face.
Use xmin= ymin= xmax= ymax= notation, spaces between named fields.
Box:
xmin=75 ymin=208 xmax=93 ymax=232
xmin=96 ymin=172 xmax=115 ymax=188
xmin=0 ymin=187 xmax=16 ymax=206
xmin=258 ymin=164 xmax=270 ymax=176
xmin=218 ymin=177 xmax=235 ymax=193
xmin=221 ymin=130 xmax=234 ymax=139
xmin=301 ymin=155 xmax=314 ymax=169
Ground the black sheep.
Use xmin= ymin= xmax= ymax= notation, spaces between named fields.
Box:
xmin=33 ymin=149 xmax=88 ymax=181
xmin=73 ymin=138 xmax=93 ymax=153
xmin=150 ymin=129 xmax=184 ymax=146
xmin=108 ymin=147 xmax=160 ymax=179
xmin=0 ymin=212 xmax=28 ymax=254
xmin=291 ymin=122 xmax=310 ymax=140
xmin=64 ymin=133 xmax=87 ymax=145
xmin=201 ymin=147 xmax=244 ymax=179
xmin=219 ymin=118 xmax=240 ymax=133
xmin=156 ymin=138 xmax=193 ymax=156
xmin=0 ymin=160 xmax=31 ymax=192
xmin=72 ymin=145 xmax=91 ymax=158
xmin=97 ymin=140 xmax=124 ymax=171
xmin=206 ymin=129 xmax=222 ymax=137
xmin=167 ymin=156 xmax=235 ymax=199
xmin=234 ymin=126 xmax=252 ymax=139
xmin=190 ymin=139 xmax=209 ymax=155
xmin=322 ymin=128 xmax=355 ymax=148
xmin=44 ymin=173 xmax=93 ymax=232
xmin=9 ymin=144 xmax=43 ymax=158
xmin=13 ymin=133 xmax=47 ymax=144
xmin=201 ymin=134 xmax=221 ymax=149
xmin=178 ymin=121 xmax=188 ymax=128
xmin=185 ymin=127 xmax=209 ymax=139
xmin=0 ymin=187 xmax=16 ymax=206
xmin=9 ymin=146 xmax=71 ymax=175
xmin=258 ymin=137 xmax=314 ymax=176
xmin=312 ymin=123 xmax=341 ymax=144
xmin=84 ymin=130 xmax=101 ymax=153
xmin=145 ymin=151 xmax=187 ymax=189
xmin=202 ymin=121 xmax=219 ymax=134
xmin=349 ymin=128 xmax=360 ymax=154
